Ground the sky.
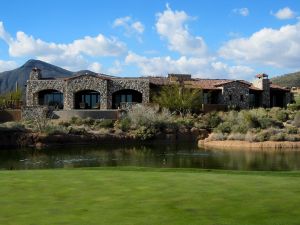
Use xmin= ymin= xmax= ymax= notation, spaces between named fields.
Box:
xmin=0 ymin=0 xmax=299 ymax=81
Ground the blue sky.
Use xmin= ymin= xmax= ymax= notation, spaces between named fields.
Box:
xmin=0 ymin=0 xmax=299 ymax=80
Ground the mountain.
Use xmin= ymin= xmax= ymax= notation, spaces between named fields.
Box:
xmin=0 ymin=59 xmax=78 ymax=94
xmin=271 ymin=71 xmax=300 ymax=88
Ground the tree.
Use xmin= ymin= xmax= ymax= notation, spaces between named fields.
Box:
xmin=153 ymin=84 xmax=202 ymax=115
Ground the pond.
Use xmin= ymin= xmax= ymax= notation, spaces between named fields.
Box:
xmin=1 ymin=143 xmax=300 ymax=171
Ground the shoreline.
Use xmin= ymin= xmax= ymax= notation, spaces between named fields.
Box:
xmin=199 ymin=139 xmax=300 ymax=150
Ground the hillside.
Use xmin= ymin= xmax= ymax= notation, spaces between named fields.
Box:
xmin=271 ymin=71 xmax=300 ymax=88
xmin=0 ymin=60 xmax=74 ymax=94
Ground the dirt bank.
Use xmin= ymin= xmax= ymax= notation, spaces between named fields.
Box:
xmin=199 ymin=139 xmax=300 ymax=150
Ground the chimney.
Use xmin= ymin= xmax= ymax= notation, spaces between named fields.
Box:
xmin=253 ymin=73 xmax=270 ymax=107
xmin=29 ymin=67 xmax=42 ymax=80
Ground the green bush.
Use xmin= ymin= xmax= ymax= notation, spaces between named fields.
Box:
xmin=134 ymin=125 xmax=157 ymax=140
xmin=293 ymin=112 xmax=300 ymax=127
xmin=115 ymin=117 xmax=131 ymax=131
xmin=44 ymin=125 xmax=68 ymax=135
xmin=94 ymin=119 xmax=114 ymax=129
xmin=70 ymin=117 xmax=83 ymax=126
xmin=227 ymin=133 xmax=245 ymax=141
xmin=208 ymin=132 xmax=227 ymax=141
xmin=214 ymin=122 xmax=232 ymax=134
xmin=269 ymin=108 xmax=289 ymax=122
xmin=205 ymin=113 xmax=222 ymax=128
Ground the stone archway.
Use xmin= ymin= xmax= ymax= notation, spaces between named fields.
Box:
xmin=74 ymin=90 xmax=101 ymax=109
xmin=112 ymin=89 xmax=142 ymax=109
xmin=37 ymin=89 xmax=64 ymax=109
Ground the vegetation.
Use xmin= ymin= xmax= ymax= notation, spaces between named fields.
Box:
xmin=0 ymin=88 xmax=22 ymax=108
xmin=153 ymin=84 xmax=202 ymax=115
xmin=1 ymin=103 xmax=299 ymax=143
xmin=271 ymin=71 xmax=300 ymax=87
xmin=206 ymin=108 xmax=300 ymax=142
xmin=0 ymin=168 xmax=300 ymax=225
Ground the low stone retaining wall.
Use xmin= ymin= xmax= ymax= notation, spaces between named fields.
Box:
xmin=21 ymin=106 xmax=49 ymax=121
xmin=199 ymin=139 xmax=300 ymax=149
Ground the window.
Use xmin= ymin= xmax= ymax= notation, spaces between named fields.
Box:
xmin=229 ymin=94 xmax=232 ymax=101
xmin=240 ymin=95 xmax=244 ymax=102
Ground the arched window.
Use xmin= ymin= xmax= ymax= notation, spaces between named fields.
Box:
xmin=75 ymin=90 xmax=100 ymax=109
xmin=38 ymin=90 xmax=63 ymax=109
xmin=112 ymin=89 xmax=142 ymax=109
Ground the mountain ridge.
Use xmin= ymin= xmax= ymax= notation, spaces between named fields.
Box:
xmin=271 ymin=71 xmax=300 ymax=88
xmin=0 ymin=59 xmax=90 ymax=94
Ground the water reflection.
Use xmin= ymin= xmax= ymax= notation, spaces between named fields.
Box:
xmin=0 ymin=144 xmax=300 ymax=171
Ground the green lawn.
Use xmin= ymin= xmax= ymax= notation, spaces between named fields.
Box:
xmin=0 ymin=168 xmax=300 ymax=225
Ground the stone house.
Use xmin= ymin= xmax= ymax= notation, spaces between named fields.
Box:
xmin=25 ymin=68 xmax=291 ymax=112
xmin=26 ymin=68 xmax=150 ymax=110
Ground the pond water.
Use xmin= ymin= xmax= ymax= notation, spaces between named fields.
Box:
xmin=1 ymin=143 xmax=300 ymax=171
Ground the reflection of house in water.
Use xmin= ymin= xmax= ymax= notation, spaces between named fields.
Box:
xmin=26 ymin=68 xmax=291 ymax=114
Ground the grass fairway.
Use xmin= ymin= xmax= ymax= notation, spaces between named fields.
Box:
xmin=0 ymin=168 xmax=300 ymax=225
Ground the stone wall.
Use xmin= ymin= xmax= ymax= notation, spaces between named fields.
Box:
xmin=221 ymin=81 xmax=250 ymax=109
xmin=64 ymin=75 xmax=108 ymax=110
xmin=26 ymin=80 xmax=65 ymax=106
xmin=26 ymin=73 xmax=150 ymax=110
xmin=107 ymin=78 xmax=150 ymax=108
xmin=21 ymin=106 xmax=49 ymax=120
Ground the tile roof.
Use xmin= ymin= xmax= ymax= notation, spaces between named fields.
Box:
xmin=270 ymin=84 xmax=290 ymax=92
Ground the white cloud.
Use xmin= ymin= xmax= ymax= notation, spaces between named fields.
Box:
xmin=125 ymin=52 xmax=253 ymax=79
xmin=273 ymin=7 xmax=296 ymax=20
xmin=232 ymin=8 xmax=250 ymax=17
xmin=0 ymin=60 xmax=17 ymax=72
xmin=155 ymin=4 xmax=207 ymax=56
xmin=113 ymin=16 xmax=145 ymax=36
xmin=0 ymin=21 xmax=126 ymax=71
xmin=88 ymin=62 xmax=102 ymax=73
xmin=107 ymin=60 xmax=123 ymax=75
xmin=219 ymin=22 xmax=300 ymax=68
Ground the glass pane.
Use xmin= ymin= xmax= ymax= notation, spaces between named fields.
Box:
xmin=121 ymin=95 xmax=126 ymax=103
xmin=85 ymin=95 xmax=91 ymax=108
xmin=127 ymin=94 xmax=132 ymax=102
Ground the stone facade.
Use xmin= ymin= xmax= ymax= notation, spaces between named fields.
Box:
xmin=26 ymin=69 xmax=150 ymax=110
xmin=26 ymin=69 xmax=291 ymax=112
xmin=219 ymin=81 xmax=250 ymax=109
xmin=107 ymin=79 xmax=149 ymax=109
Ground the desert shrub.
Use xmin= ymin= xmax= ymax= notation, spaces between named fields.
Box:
xmin=245 ymin=132 xmax=256 ymax=142
xmin=208 ymin=132 xmax=227 ymax=141
xmin=127 ymin=104 xmax=172 ymax=129
xmin=115 ymin=117 xmax=131 ymax=131
xmin=58 ymin=121 xmax=71 ymax=127
xmin=205 ymin=112 xmax=222 ymax=128
xmin=214 ymin=121 xmax=232 ymax=134
xmin=174 ymin=117 xmax=194 ymax=128
xmin=227 ymin=133 xmax=245 ymax=141
xmin=251 ymin=128 xmax=281 ymax=142
xmin=269 ymin=108 xmax=289 ymax=122
xmin=94 ymin=119 xmax=114 ymax=129
xmin=287 ymin=103 xmax=300 ymax=111
xmin=293 ymin=112 xmax=300 ymax=127
xmin=82 ymin=117 xmax=95 ymax=126
xmin=70 ymin=117 xmax=83 ymax=126
xmin=285 ymin=134 xmax=300 ymax=142
xmin=44 ymin=125 xmax=68 ymax=135
xmin=286 ymin=126 xmax=298 ymax=134
xmin=133 ymin=125 xmax=157 ymax=140
xmin=68 ymin=127 xmax=87 ymax=135
xmin=269 ymin=132 xmax=286 ymax=141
